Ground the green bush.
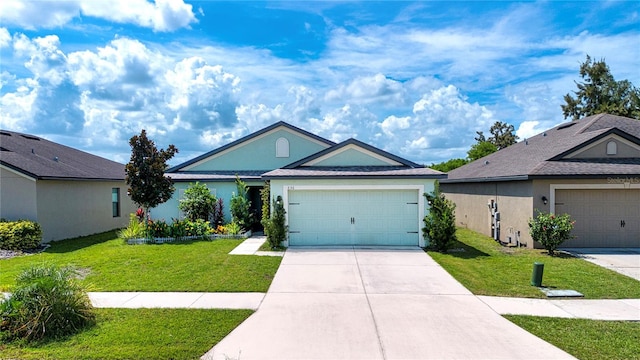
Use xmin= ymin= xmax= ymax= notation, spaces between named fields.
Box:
xmin=146 ymin=219 xmax=170 ymax=238
xmin=264 ymin=196 xmax=287 ymax=249
xmin=0 ymin=220 xmax=42 ymax=250
xmin=117 ymin=214 xmax=145 ymax=240
xmin=528 ymin=211 xmax=575 ymax=255
xmin=0 ymin=264 xmax=95 ymax=342
xmin=225 ymin=221 xmax=242 ymax=235
xmin=422 ymin=186 xmax=457 ymax=252
xmin=178 ymin=182 xmax=216 ymax=221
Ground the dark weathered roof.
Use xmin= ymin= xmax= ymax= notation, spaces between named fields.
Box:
xmin=0 ymin=130 xmax=126 ymax=180
xmin=443 ymin=114 xmax=640 ymax=183
xmin=264 ymin=166 xmax=446 ymax=179
xmin=167 ymin=121 xmax=336 ymax=172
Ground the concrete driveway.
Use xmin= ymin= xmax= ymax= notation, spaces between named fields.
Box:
xmin=203 ymin=248 xmax=573 ymax=360
xmin=562 ymin=248 xmax=640 ymax=281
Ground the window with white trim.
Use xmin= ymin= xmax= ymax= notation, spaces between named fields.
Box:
xmin=112 ymin=188 xmax=120 ymax=217
xmin=276 ymin=137 xmax=290 ymax=158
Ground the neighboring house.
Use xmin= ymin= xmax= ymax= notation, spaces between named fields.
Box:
xmin=0 ymin=130 xmax=136 ymax=242
xmin=441 ymin=114 xmax=640 ymax=248
xmin=155 ymin=121 xmax=445 ymax=246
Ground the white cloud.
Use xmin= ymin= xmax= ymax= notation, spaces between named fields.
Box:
xmin=0 ymin=0 xmax=197 ymax=32
xmin=0 ymin=28 xmax=11 ymax=48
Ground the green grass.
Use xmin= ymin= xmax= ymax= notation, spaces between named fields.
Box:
xmin=0 ymin=308 xmax=252 ymax=359
xmin=505 ymin=315 xmax=640 ymax=360
xmin=0 ymin=230 xmax=282 ymax=292
xmin=427 ymin=228 xmax=640 ymax=298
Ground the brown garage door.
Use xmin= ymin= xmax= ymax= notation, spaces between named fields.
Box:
xmin=555 ymin=189 xmax=640 ymax=247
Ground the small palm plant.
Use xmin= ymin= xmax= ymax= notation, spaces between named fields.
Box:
xmin=0 ymin=264 xmax=95 ymax=342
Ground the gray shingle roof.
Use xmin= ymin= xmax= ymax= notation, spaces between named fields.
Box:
xmin=0 ymin=130 xmax=126 ymax=180
xmin=263 ymin=166 xmax=446 ymax=179
xmin=168 ymin=170 xmax=266 ymax=182
xmin=443 ymin=114 xmax=640 ymax=183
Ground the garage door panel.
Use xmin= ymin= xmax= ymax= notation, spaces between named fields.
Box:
xmin=556 ymin=189 xmax=640 ymax=248
xmin=288 ymin=189 xmax=420 ymax=246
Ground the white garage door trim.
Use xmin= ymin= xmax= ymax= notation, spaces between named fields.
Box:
xmin=550 ymin=181 xmax=640 ymax=215
xmin=282 ymin=184 xmax=426 ymax=247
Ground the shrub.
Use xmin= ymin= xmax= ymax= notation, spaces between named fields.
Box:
xmin=422 ymin=186 xmax=457 ymax=252
xmin=225 ymin=221 xmax=242 ymax=235
xmin=0 ymin=220 xmax=42 ymax=250
xmin=263 ymin=196 xmax=287 ymax=249
xmin=0 ymin=264 xmax=95 ymax=342
xmin=230 ymin=176 xmax=252 ymax=231
xmin=260 ymin=182 xmax=270 ymax=233
xmin=178 ymin=182 xmax=216 ymax=221
xmin=528 ymin=211 xmax=575 ymax=256
xmin=117 ymin=214 xmax=145 ymax=240
xmin=146 ymin=219 xmax=170 ymax=238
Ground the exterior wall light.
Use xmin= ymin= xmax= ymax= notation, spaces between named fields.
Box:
xmin=541 ymin=196 xmax=548 ymax=205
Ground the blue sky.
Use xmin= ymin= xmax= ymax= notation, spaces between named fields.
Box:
xmin=1 ymin=1 xmax=639 ymax=166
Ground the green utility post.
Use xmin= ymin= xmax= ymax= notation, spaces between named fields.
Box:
xmin=531 ymin=262 xmax=544 ymax=287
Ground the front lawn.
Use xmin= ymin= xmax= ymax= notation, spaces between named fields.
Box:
xmin=427 ymin=228 xmax=640 ymax=298
xmin=0 ymin=308 xmax=252 ymax=359
xmin=505 ymin=315 xmax=640 ymax=360
xmin=0 ymin=230 xmax=282 ymax=292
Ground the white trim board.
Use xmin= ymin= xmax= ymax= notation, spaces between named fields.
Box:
xmin=0 ymin=164 xmax=37 ymax=181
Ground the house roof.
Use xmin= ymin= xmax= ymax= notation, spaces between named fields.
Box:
xmin=265 ymin=138 xmax=445 ymax=179
xmin=167 ymin=170 xmax=266 ymax=182
xmin=0 ymin=130 xmax=126 ymax=181
xmin=443 ymin=114 xmax=640 ymax=183
xmin=167 ymin=121 xmax=336 ymax=172
xmin=263 ymin=166 xmax=446 ymax=179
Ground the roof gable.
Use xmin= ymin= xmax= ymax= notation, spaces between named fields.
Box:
xmin=285 ymin=138 xmax=420 ymax=169
xmin=552 ymin=130 xmax=640 ymax=160
xmin=0 ymin=130 xmax=125 ymax=180
xmin=169 ymin=122 xmax=335 ymax=172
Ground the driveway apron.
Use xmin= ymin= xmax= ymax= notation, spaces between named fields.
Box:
xmin=203 ymin=248 xmax=574 ymax=360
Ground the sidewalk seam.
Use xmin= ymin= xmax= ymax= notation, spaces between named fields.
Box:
xmin=354 ymin=246 xmax=387 ymax=360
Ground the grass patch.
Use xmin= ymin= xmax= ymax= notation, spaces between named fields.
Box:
xmin=505 ymin=315 xmax=640 ymax=360
xmin=0 ymin=231 xmax=281 ymax=292
xmin=0 ymin=308 xmax=252 ymax=359
xmin=427 ymin=228 xmax=640 ymax=298
xmin=258 ymin=240 xmax=286 ymax=252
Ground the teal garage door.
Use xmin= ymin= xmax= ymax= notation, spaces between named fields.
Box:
xmin=287 ymin=189 xmax=420 ymax=246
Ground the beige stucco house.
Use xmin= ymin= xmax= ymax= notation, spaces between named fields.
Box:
xmin=0 ymin=130 xmax=136 ymax=242
xmin=441 ymin=114 xmax=640 ymax=248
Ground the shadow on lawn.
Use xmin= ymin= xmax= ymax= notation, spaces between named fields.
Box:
xmin=428 ymin=239 xmax=490 ymax=259
xmin=45 ymin=230 xmax=119 ymax=254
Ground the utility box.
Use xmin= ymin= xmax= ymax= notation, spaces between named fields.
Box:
xmin=531 ymin=262 xmax=544 ymax=287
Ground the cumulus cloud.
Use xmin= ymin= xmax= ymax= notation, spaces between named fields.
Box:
xmin=0 ymin=0 xmax=197 ymax=32
xmin=374 ymin=85 xmax=497 ymax=164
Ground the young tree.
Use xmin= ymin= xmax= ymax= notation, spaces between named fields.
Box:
xmin=125 ymin=130 xmax=178 ymax=215
xmin=230 ymin=175 xmax=252 ymax=231
xmin=562 ymin=55 xmax=640 ymax=120
xmin=423 ymin=184 xmax=457 ymax=252
xmin=528 ymin=211 xmax=575 ymax=256
xmin=264 ymin=196 xmax=287 ymax=249
xmin=178 ymin=182 xmax=216 ymax=221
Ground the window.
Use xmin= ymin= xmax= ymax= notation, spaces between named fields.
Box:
xmin=276 ymin=137 xmax=289 ymax=158
xmin=606 ymin=141 xmax=617 ymax=155
xmin=112 ymin=188 xmax=120 ymax=217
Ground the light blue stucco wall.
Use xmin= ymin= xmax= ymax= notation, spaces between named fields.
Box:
xmin=311 ymin=148 xmax=393 ymax=166
xmin=150 ymin=180 xmax=264 ymax=223
xmin=185 ymin=129 xmax=331 ymax=171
